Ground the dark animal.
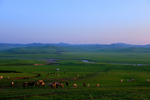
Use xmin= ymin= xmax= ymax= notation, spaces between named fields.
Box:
xmin=61 ymin=79 xmax=64 ymax=82
xmin=66 ymin=82 xmax=69 ymax=86
xmin=56 ymin=83 xmax=64 ymax=88
xmin=49 ymin=82 xmax=57 ymax=88
xmin=23 ymin=82 xmax=28 ymax=88
xmin=83 ymin=82 xmax=86 ymax=87
xmin=49 ymin=83 xmax=55 ymax=88
xmin=28 ymin=82 xmax=35 ymax=88
xmin=47 ymin=74 xmax=50 ymax=77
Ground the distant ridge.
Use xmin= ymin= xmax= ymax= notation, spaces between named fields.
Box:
xmin=0 ymin=42 xmax=150 ymax=50
xmin=0 ymin=42 xmax=150 ymax=54
xmin=112 ymin=43 xmax=150 ymax=47
xmin=0 ymin=42 xmax=150 ymax=46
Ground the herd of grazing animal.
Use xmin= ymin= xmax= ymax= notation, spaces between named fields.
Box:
xmin=9 ymin=78 xmax=150 ymax=88
xmin=18 ymin=80 xmax=98 ymax=88
xmin=49 ymin=82 xmax=64 ymax=88
xmin=119 ymin=79 xmax=150 ymax=82
xmin=120 ymin=79 xmax=138 ymax=82
xmin=23 ymin=80 xmax=44 ymax=88
xmin=7 ymin=70 xmax=150 ymax=88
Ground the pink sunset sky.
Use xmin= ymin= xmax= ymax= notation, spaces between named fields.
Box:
xmin=0 ymin=0 xmax=150 ymax=45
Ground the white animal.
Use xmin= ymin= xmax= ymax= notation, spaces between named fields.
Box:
xmin=87 ymin=84 xmax=90 ymax=87
xmin=120 ymin=79 xmax=123 ymax=82
xmin=73 ymin=84 xmax=77 ymax=88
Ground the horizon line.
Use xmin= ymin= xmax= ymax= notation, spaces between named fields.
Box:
xmin=0 ymin=42 xmax=149 ymax=46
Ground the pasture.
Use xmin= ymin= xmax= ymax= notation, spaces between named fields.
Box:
xmin=0 ymin=52 xmax=150 ymax=99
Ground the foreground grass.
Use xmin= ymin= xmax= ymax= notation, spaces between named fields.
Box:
xmin=1 ymin=86 xmax=150 ymax=100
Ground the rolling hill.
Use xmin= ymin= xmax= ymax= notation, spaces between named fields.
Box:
xmin=1 ymin=43 xmax=150 ymax=54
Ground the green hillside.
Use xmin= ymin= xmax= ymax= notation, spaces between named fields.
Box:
xmin=97 ymin=47 xmax=150 ymax=53
xmin=1 ymin=45 xmax=150 ymax=54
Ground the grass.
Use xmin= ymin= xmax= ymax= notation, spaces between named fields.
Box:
xmin=1 ymin=52 xmax=150 ymax=64
xmin=0 ymin=52 xmax=150 ymax=99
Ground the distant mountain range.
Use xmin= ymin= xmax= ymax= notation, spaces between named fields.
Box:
xmin=0 ymin=43 xmax=150 ymax=54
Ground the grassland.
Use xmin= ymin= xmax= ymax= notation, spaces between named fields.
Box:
xmin=0 ymin=52 xmax=150 ymax=99
xmin=1 ymin=52 xmax=150 ymax=64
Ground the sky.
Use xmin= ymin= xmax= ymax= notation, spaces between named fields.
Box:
xmin=0 ymin=0 xmax=150 ymax=45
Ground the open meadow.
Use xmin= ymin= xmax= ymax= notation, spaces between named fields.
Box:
xmin=0 ymin=52 xmax=150 ymax=99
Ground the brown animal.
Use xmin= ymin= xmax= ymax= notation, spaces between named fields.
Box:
xmin=36 ymin=80 xmax=43 ymax=87
xmin=131 ymin=79 xmax=135 ymax=82
xmin=0 ymin=76 xmax=3 ymax=79
xmin=96 ymin=84 xmax=99 ymax=87
xmin=39 ymin=82 xmax=45 ymax=87
xmin=73 ymin=78 xmax=76 ymax=80
xmin=38 ymin=80 xmax=43 ymax=83
xmin=83 ymin=82 xmax=86 ymax=87
xmin=53 ymin=82 xmax=57 ymax=88
xmin=47 ymin=74 xmax=50 ymax=77
xmin=73 ymin=84 xmax=77 ymax=88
